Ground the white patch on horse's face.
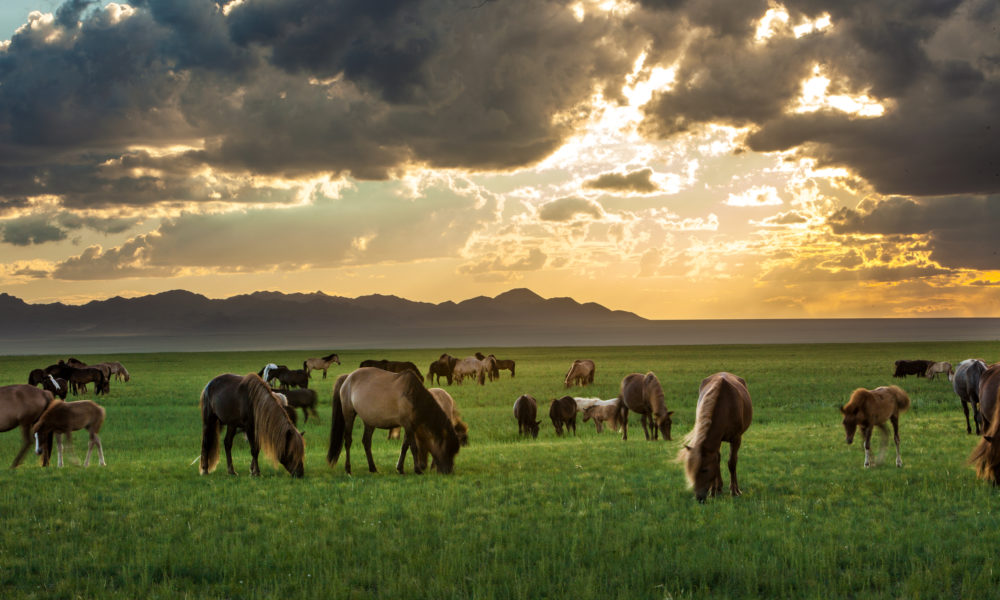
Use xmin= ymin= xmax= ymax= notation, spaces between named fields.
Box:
xmin=48 ymin=375 xmax=61 ymax=390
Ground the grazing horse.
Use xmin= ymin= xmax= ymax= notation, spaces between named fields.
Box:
xmin=677 ymin=373 xmax=753 ymax=502
xmin=258 ymin=363 xmax=289 ymax=386
xmin=31 ymin=399 xmax=106 ymax=467
xmin=45 ymin=363 xmax=109 ymax=395
xmin=328 ymin=368 xmax=459 ymax=475
xmin=925 ymin=361 xmax=954 ymax=380
xmin=103 ymin=361 xmax=130 ymax=382
xmin=0 ymin=384 xmax=53 ymax=468
xmin=452 ymin=357 xmax=486 ymax=385
xmin=427 ymin=354 xmax=458 ymax=385
xmin=953 ymin=359 xmax=988 ymax=434
xmin=28 ymin=369 xmax=46 ymax=386
xmin=549 ymin=396 xmax=577 ymax=436
xmin=42 ymin=375 xmax=68 ymax=400
xmin=564 ymin=359 xmax=595 ymax=387
xmin=619 ymin=372 xmax=673 ymax=441
xmin=304 ymin=353 xmax=340 ymax=379
xmin=978 ymin=364 xmax=1000 ymax=432
xmin=483 ymin=355 xmax=499 ymax=382
xmin=513 ymin=394 xmax=540 ymax=438
xmin=282 ymin=388 xmax=320 ymax=423
xmin=386 ymin=388 xmax=470 ymax=447
xmin=582 ymin=399 xmax=622 ymax=433
xmin=893 ymin=359 xmax=934 ymax=378
xmin=199 ymin=373 xmax=305 ymax=477
xmin=840 ymin=385 xmax=910 ymax=468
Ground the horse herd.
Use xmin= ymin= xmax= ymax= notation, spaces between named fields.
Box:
xmin=6 ymin=351 xmax=1000 ymax=502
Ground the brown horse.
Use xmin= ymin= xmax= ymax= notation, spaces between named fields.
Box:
xmin=976 ymin=363 xmax=1000 ymax=432
xmin=564 ymin=359 xmax=595 ymax=387
xmin=549 ymin=396 xmax=577 ymax=436
xmin=493 ymin=357 xmax=516 ymax=378
xmin=31 ymin=399 xmax=106 ymax=467
xmin=513 ymin=394 xmax=540 ymax=438
xmin=582 ymin=399 xmax=622 ymax=433
xmin=328 ymin=367 xmax=460 ymax=475
xmin=969 ymin=387 xmax=1000 ymax=484
xmin=280 ymin=388 xmax=320 ymax=423
xmin=304 ymin=353 xmax=340 ymax=379
xmin=387 ymin=387 xmax=470 ymax=446
xmin=0 ymin=384 xmax=53 ymax=468
xmin=427 ymin=354 xmax=458 ymax=385
xmin=840 ymin=385 xmax=910 ymax=468
xmin=619 ymin=372 xmax=673 ymax=441
xmin=200 ymin=373 xmax=305 ymax=477
xmin=677 ymin=373 xmax=753 ymax=502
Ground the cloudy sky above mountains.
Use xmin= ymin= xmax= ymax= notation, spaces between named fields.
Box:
xmin=0 ymin=0 xmax=997 ymax=319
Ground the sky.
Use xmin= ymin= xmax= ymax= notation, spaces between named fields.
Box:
xmin=0 ymin=0 xmax=998 ymax=320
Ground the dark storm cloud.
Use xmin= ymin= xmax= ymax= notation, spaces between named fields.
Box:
xmin=637 ymin=0 xmax=1000 ymax=197
xmin=827 ymin=195 xmax=1000 ymax=270
xmin=0 ymin=0 xmax=638 ymax=211
xmin=585 ymin=168 xmax=659 ymax=193
xmin=1 ymin=215 xmax=68 ymax=245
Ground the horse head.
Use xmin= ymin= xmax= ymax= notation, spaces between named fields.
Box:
xmin=685 ymin=444 xmax=722 ymax=503
xmin=656 ymin=411 xmax=674 ymax=441
xmin=840 ymin=404 xmax=860 ymax=444
xmin=280 ymin=428 xmax=305 ymax=478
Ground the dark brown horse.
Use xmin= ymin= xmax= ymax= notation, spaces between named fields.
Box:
xmin=200 ymin=373 xmax=305 ymax=477
xmin=549 ymin=396 xmax=577 ymax=436
xmin=0 ymin=384 xmax=53 ymax=468
xmin=493 ymin=357 xmax=516 ymax=378
xmin=427 ymin=354 xmax=458 ymax=385
xmin=976 ymin=363 xmax=1000 ymax=433
xmin=513 ymin=394 xmax=540 ymax=438
xmin=44 ymin=363 xmax=109 ymax=395
xmin=619 ymin=372 xmax=673 ymax=441
xmin=677 ymin=373 xmax=753 ymax=502
xmin=969 ymin=386 xmax=1000 ymax=484
xmin=840 ymin=385 xmax=910 ymax=468
xmin=281 ymin=388 xmax=320 ymax=423
xmin=328 ymin=367 xmax=459 ymax=475
xmin=31 ymin=399 xmax=106 ymax=467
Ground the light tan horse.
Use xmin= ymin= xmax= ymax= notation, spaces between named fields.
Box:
xmin=0 ymin=384 xmax=53 ymax=468
xmin=619 ymin=372 xmax=673 ymax=441
xmin=840 ymin=385 xmax=910 ymax=468
xmin=31 ymin=399 xmax=106 ymax=467
xmin=564 ymin=359 xmax=595 ymax=387
xmin=328 ymin=368 xmax=460 ymax=474
xmin=677 ymin=373 xmax=753 ymax=502
xmin=304 ymin=353 xmax=340 ymax=379
xmin=925 ymin=361 xmax=954 ymax=380
xmin=582 ymin=399 xmax=622 ymax=433
xmin=452 ymin=357 xmax=485 ymax=385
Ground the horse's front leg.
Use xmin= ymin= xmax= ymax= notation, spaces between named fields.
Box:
xmin=362 ymin=425 xmax=378 ymax=473
xmin=223 ymin=426 xmax=238 ymax=475
xmin=11 ymin=425 xmax=32 ymax=469
xmin=728 ymin=439 xmax=743 ymax=496
xmin=862 ymin=426 xmax=873 ymax=468
xmin=621 ymin=408 xmax=630 ymax=441
xmin=973 ymin=401 xmax=982 ymax=435
xmin=890 ymin=415 xmax=902 ymax=467
xmin=396 ymin=431 xmax=410 ymax=474
xmin=56 ymin=434 xmax=65 ymax=468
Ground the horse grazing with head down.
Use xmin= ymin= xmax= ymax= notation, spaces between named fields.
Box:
xmin=840 ymin=385 xmax=910 ymax=468
xmin=953 ymin=359 xmax=988 ymax=434
xmin=925 ymin=361 xmax=953 ymax=380
xmin=328 ymin=367 xmax=460 ymax=475
xmin=677 ymin=373 xmax=753 ymax=502
xmin=513 ymin=394 xmax=540 ymax=438
xmin=200 ymin=373 xmax=305 ymax=477
xmin=427 ymin=354 xmax=458 ymax=385
xmin=31 ymin=399 xmax=106 ymax=467
xmin=549 ymin=396 xmax=577 ymax=436
xmin=0 ymin=384 xmax=53 ymax=468
xmin=564 ymin=359 xmax=595 ymax=387
xmin=619 ymin=372 xmax=673 ymax=441
xmin=304 ymin=353 xmax=340 ymax=379
xmin=582 ymin=399 xmax=622 ymax=433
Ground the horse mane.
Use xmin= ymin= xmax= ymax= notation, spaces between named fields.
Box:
xmin=643 ymin=372 xmax=666 ymax=416
xmin=676 ymin=375 xmax=724 ymax=487
xmin=842 ymin=388 xmax=872 ymax=416
xmin=970 ymin=397 xmax=1000 ymax=481
xmin=400 ymin=372 xmax=455 ymax=443
xmin=31 ymin=398 xmax=65 ymax=434
xmin=321 ymin=352 xmax=338 ymax=361
xmin=240 ymin=373 xmax=303 ymax=470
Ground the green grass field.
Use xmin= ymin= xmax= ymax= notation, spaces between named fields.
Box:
xmin=1 ymin=341 xmax=998 ymax=599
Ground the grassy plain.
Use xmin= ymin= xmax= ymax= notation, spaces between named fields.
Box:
xmin=1 ymin=341 xmax=999 ymax=599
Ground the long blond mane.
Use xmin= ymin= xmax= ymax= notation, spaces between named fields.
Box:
xmin=676 ymin=375 xmax=724 ymax=487
xmin=242 ymin=374 xmax=303 ymax=470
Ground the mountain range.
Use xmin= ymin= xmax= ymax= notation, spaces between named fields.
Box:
xmin=0 ymin=288 xmax=997 ymax=355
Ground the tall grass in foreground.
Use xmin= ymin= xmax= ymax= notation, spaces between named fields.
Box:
xmin=0 ymin=342 xmax=998 ymax=599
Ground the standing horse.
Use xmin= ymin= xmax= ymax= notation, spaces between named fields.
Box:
xmin=304 ymin=353 xmax=340 ymax=379
xmin=199 ymin=373 xmax=305 ymax=477
xmin=969 ymin=392 xmax=1000 ymax=484
xmin=31 ymin=399 xmax=106 ymax=467
xmin=494 ymin=357 xmax=516 ymax=378
xmin=953 ymin=359 xmax=988 ymax=434
xmin=582 ymin=399 xmax=622 ymax=433
xmin=619 ymin=372 xmax=673 ymax=441
xmin=840 ymin=385 xmax=910 ymax=468
xmin=564 ymin=359 xmax=595 ymax=387
xmin=676 ymin=373 xmax=753 ymax=502
xmin=427 ymin=354 xmax=458 ymax=385
xmin=925 ymin=361 xmax=954 ymax=380
xmin=386 ymin=388 xmax=470 ymax=447
xmin=327 ymin=368 xmax=459 ymax=475
xmin=452 ymin=357 xmax=486 ymax=385
xmin=549 ymin=396 xmax=577 ymax=436
xmin=0 ymin=384 xmax=53 ymax=468
xmin=282 ymin=388 xmax=320 ymax=423
xmin=513 ymin=394 xmax=540 ymax=438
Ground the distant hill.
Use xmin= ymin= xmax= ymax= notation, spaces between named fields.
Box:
xmin=0 ymin=288 xmax=998 ymax=354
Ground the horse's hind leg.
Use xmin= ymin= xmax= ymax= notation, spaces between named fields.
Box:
xmin=361 ymin=425 xmax=378 ymax=473
xmin=728 ymin=439 xmax=743 ymax=496
xmin=973 ymin=400 xmax=982 ymax=435
xmin=961 ymin=399 xmax=973 ymax=434
xmin=891 ymin=415 xmax=902 ymax=467
xmin=862 ymin=426 xmax=873 ymax=468
xmin=56 ymin=434 xmax=65 ymax=468
xmin=223 ymin=426 xmax=239 ymax=475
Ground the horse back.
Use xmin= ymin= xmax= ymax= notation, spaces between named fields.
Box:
xmin=978 ymin=365 xmax=1000 ymax=425
xmin=202 ymin=374 xmax=250 ymax=425
xmin=0 ymin=384 xmax=51 ymax=431
xmin=620 ymin=373 xmax=649 ymax=413
xmin=342 ymin=367 xmax=415 ymax=428
xmin=709 ymin=373 xmax=752 ymax=439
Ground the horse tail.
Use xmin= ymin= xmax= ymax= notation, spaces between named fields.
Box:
xmin=328 ymin=374 xmax=348 ymax=466
xmin=968 ymin=435 xmax=999 ymax=482
xmin=892 ymin=386 xmax=911 ymax=414
xmin=199 ymin=381 xmax=221 ymax=475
